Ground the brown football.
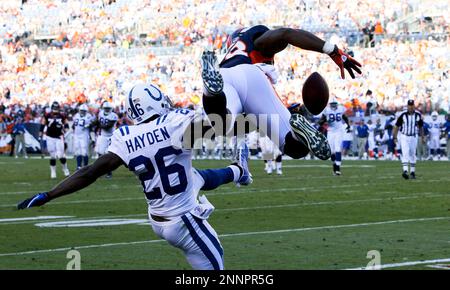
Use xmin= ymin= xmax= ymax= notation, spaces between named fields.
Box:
xmin=302 ymin=72 xmax=329 ymax=115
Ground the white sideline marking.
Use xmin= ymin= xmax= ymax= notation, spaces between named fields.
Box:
xmin=0 ymin=216 xmax=72 ymax=223
xmin=347 ymin=258 xmax=450 ymax=270
xmin=0 ymin=192 xmax=446 ymax=226
xmin=1 ymin=175 xmax=449 ymax=197
xmin=217 ymin=193 xmax=448 ymax=212
xmin=284 ymin=165 xmax=375 ymax=168
xmin=36 ymin=219 xmax=149 ymax=228
xmin=0 ymin=192 xmax=445 ymax=226
xmin=0 ymin=216 xmax=448 ymax=257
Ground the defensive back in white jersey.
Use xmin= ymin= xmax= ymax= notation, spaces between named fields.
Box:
xmin=73 ymin=113 xmax=93 ymax=137
xmin=323 ymin=105 xmax=346 ymax=132
xmin=108 ymin=108 xmax=201 ymax=217
xmin=429 ymin=120 xmax=441 ymax=137
xmin=98 ymin=110 xmax=118 ymax=137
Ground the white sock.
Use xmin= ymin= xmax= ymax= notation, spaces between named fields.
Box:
xmin=402 ymin=164 xmax=408 ymax=172
xmin=276 ymin=162 xmax=282 ymax=171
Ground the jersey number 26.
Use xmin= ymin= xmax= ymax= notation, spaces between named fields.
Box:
xmin=128 ymin=146 xmax=188 ymax=200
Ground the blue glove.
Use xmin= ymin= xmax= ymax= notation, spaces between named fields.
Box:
xmin=17 ymin=192 xmax=50 ymax=210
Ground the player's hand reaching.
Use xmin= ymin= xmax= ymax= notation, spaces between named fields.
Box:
xmin=17 ymin=192 xmax=50 ymax=210
xmin=328 ymin=45 xmax=362 ymax=79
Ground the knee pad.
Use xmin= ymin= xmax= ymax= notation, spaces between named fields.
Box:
xmin=60 ymin=158 xmax=67 ymax=164
xmin=50 ymin=159 xmax=56 ymax=166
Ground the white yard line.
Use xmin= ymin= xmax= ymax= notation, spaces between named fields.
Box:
xmin=347 ymin=258 xmax=450 ymax=270
xmin=0 ymin=216 xmax=448 ymax=257
xmin=0 ymin=216 xmax=73 ymax=223
xmin=0 ymin=192 xmax=445 ymax=225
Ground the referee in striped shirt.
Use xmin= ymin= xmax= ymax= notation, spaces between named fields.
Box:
xmin=393 ymin=100 xmax=424 ymax=179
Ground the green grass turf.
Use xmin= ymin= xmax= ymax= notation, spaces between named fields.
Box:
xmin=0 ymin=156 xmax=449 ymax=269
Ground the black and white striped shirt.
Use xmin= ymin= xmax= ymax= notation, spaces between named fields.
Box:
xmin=395 ymin=110 xmax=423 ymax=136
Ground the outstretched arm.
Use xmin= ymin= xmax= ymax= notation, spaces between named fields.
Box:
xmin=254 ymin=28 xmax=325 ymax=56
xmin=17 ymin=153 xmax=124 ymax=209
xmin=254 ymin=28 xmax=362 ymax=79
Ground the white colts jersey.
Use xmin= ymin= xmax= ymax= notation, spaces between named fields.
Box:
xmin=323 ymin=106 xmax=345 ymax=132
xmin=429 ymin=121 xmax=441 ymax=137
xmin=323 ymin=106 xmax=346 ymax=133
xmin=98 ymin=111 xmax=118 ymax=137
xmin=73 ymin=113 xmax=93 ymax=138
xmin=108 ymin=109 xmax=199 ymax=217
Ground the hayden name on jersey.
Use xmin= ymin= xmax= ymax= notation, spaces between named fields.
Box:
xmin=323 ymin=106 xmax=346 ymax=132
xmin=108 ymin=109 xmax=201 ymax=217
xmin=73 ymin=113 xmax=93 ymax=137
xmin=98 ymin=110 xmax=118 ymax=137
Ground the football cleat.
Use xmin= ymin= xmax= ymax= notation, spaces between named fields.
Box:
xmin=290 ymin=113 xmax=331 ymax=160
xmin=402 ymin=171 xmax=409 ymax=180
xmin=410 ymin=172 xmax=416 ymax=179
xmin=201 ymin=50 xmax=223 ymax=95
xmin=234 ymin=143 xmax=253 ymax=186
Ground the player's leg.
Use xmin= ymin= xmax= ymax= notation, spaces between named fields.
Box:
xmin=334 ymin=132 xmax=343 ymax=175
xmin=202 ymin=51 xmax=242 ymax=136
xmin=194 ymin=142 xmax=252 ymax=188
xmin=95 ymin=136 xmax=112 ymax=178
xmin=82 ymin=136 xmax=89 ymax=166
xmin=46 ymin=137 xmax=57 ymax=179
xmin=328 ymin=132 xmax=337 ymax=174
xmin=74 ymin=137 xmax=82 ymax=170
xmin=275 ymin=153 xmax=282 ymax=175
xmin=400 ymin=135 xmax=409 ymax=179
xmin=238 ymin=64 xmax=329 ymax=160
xmin=409 ymin=137 xmax=418 ymax=179
xmin=56 ymin=138 xmax=69 ymax=177
xmin=150 ymin=214 xmax=224 ymax=270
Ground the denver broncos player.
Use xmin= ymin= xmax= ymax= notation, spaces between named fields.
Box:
xmin=41 ymin=101 xmax=70 ymax=178
xmin=203 ymin=25 xmax=361 ymax=161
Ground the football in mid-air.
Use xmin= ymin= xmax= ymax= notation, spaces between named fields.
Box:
xmin=302 ymin=72 xmax=329 ymax=115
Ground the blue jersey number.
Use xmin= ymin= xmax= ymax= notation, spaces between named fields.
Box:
xmin=128 ymin=146 xmax=188 ymax=200
xmin=328 ymin=113 xmax=342 ymax=122
xmin=74 ymin=119 xmax=85 ymax=127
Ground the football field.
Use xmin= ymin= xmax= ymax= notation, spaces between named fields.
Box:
xmin=0 ymin=156 xmax=449 ymax=270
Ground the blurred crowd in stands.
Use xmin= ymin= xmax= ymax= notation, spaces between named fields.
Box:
xmin=0 ymin=0 xmax=449 ymax=157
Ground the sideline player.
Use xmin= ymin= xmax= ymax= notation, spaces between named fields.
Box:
xmin=319 ymin=99 xmax=350 ymax=175
xmin=206 ymin=25 xmax=361 ymax=161
xmin=17 ymin=53 xmax=252 ymax=270
xmin=393 ymin=100 xmax=424 ymax=179
xmin=94 ymin=102 xmax=118 ymax=178
xmin=260 ymin=133 xmax=282 ymax=175
xmin=41 ymin=101 xmax=70 ymax=178
xmin=72 ymin=104 xmax=93 ymax=169
xmin=428 ymin=111 xmax=442 ymax=160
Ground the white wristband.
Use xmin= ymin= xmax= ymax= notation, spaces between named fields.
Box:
xmin=322 ymin=41 xmax=335 ymax=54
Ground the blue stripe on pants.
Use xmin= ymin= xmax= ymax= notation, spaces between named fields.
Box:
xmin=192 ymin=215 xmax=224 ymax=257
xmin=181 ymin=215 xmax=220 ymax=270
